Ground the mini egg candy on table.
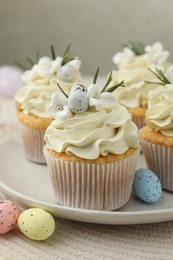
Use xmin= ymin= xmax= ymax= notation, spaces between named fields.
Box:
xmin=18 ymin=208 xmax=55 ymax=241
xmin=133 ymin=169 xmax=162 ymax=203
xmin=0 ymin=200 xmax=20 ymax=234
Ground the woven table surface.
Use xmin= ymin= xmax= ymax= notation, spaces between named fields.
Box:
xmin=1 ymin=95 xmax=173 ymax=260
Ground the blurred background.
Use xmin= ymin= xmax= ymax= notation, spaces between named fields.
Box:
xmin=0 ymin=0 xmax=173 ymax=75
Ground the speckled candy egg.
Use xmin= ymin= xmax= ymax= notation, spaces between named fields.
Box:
xmin=57 ymin=64 xmax=75 ymax=82
xmin=18 ymin=208 xmax=55 ymax=241
xmin=68 ymin=91 xmax=89 ymax=114
xmin=0 ymin=200 xmax=20 ymax=234
xmin=133 ymin=168 xmax=162 ymax=203
xmin=70 ymin=83 xmax=87 ymax=94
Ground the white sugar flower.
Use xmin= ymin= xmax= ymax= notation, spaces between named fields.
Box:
xmin=22 ymin=56 xmax=62 ymax=83
xmin=67 ymin=58 xmax=81 ymax=70
xmin=166 ymin=65 xmax=173 ymax=83
xmin=22 ymin=67 xmax=38 ymax=83
xmin=87 ymin=83 xmax=116 ymax=111
xmin=47 ymin=92 xmax=72 ymax=120
xmin=144 ymin=42 xmax=169 ymax=65
xmin=34 ymin=56 xmax=62 ymax=78
xmin=112 ymin=47 xmax=135 ymax=65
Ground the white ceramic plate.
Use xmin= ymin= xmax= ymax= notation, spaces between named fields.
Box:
xmin=1 ymin=131 xmax=173 ymax=225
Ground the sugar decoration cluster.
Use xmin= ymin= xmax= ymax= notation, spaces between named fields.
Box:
xmin=15 ymin=44 xmax=81 ymax=84
xmin=47 ymin=68 xmax=125 ymax=121
xmin=113 ymin=41 xmax=169 ymax=67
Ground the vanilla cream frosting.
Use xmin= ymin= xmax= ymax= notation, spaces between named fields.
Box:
xmin=146 ymin=85 xmax=173 ymax=136
xmin=112 ymin=42 xmax=169 ymax=109
xmin=14 ymin=56 xmax=81 ymax=118
xmin=112 ymin=56 xmax=168 ymax=108
xmin=14 ymin=78 xmax=58 ymax=118
xmin=44 ymin=104 xmax=139 ymax=159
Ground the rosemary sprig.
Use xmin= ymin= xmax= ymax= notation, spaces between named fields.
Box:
xmin=57 ymin=83 xmax=68 ymax=98
xmin=123 ymin=41 xmax=145 ymax=56
xmin=14 ymin=44 xmax=75 ymax=71
xmin=61 ymin=43 xmax=74 ymax=66
xmin=51 ymin=45 xmax=56 ymax=60
xmin=145 ymin=67 xmax=171 ymax=86
xmin=106 ymin=80 xmax=125 ymax=92
xmin=100 ymin=72 xmax=113 ymax=93
xmin=26 ymin=57 xmax=35 ymax=66
xmin=62 ymin=43 xmax=71 ymax=58
xmin=14 ymin=50 xmax=40 ymax=71
xmin=93 ymin=68 xmax=99 ymax=84
xmin=13 ymin=61 xmax=30 ymax=71
xmin=100 ymin=71 xmax=125 ymax=93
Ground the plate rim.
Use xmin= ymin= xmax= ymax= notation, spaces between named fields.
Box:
xmin=1 ymin=130 xmax=173 ymax=224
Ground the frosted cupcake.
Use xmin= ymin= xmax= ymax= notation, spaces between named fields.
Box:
xmin=14 ymin=45 xmax=81 ymax=164
xmin=139 ymin=66 xmax=173 ymax=191
xmin=111 ymin=41 xmax=169 ymax=129
xmin=43 ymin=69 xmax=140 ymax=210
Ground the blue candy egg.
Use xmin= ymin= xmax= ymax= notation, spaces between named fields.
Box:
xmin=133 ymin=168 xmax=162 ymax=203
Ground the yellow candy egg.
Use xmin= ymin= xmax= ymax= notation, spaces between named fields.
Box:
xmin=18 ymin=208 xmax=55 ymax=241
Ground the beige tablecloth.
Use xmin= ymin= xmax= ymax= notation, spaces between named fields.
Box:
xmin=1 ymin=101 xmax=173 ymax=260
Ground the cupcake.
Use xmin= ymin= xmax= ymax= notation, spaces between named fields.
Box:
xmin=43 ymin=69 xmax=140 ymax=210
xmin=14 ymin=45 xmax=81 ymax=164
xmin=111 ymin=41 xmax=169 ymax=129
xmin=139 ymin=66 xmax=173 ymax=191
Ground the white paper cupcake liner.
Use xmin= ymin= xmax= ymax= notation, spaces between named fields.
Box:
xmin=43 ymin=146 xmax=140 ymax=210
xmin=140 ymin=138 xmax=173 ymax=191
xmin=21 ymin=124 xmax=46 ymax=164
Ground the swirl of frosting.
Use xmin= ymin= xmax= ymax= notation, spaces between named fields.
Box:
xmin=15 ymin=57 xmax=81 ymax=118
xmin=146 ymin=85 xmax=173 ymax=136
xmin=22 ymin=57 xmax=62 ymax=84
xmin=14 ymin=78 xmax=59 ymax=118
xmin=44 ymin=104 xmax=139 ymax=159
xmin=22 ymin=56 xmax=81 ymax=86
xmin=112 ymin=56 xmax=168 ymax=108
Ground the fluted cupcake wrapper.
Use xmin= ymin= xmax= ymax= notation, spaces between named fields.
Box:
xmin=43 ymin=146 xmax=140 ymax=211
xmin=21 ymin=124 xmax=46 ymax=164
xmin=140 ymin=139 xmax=173 ymax=191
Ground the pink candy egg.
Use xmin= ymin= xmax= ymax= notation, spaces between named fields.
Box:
xmin=0 ymin=66 xmax=24 ymax=97
xmin=0 ymin=200 xmax=20 ymax=234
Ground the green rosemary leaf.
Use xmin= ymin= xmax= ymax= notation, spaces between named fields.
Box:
xmin=144 ymin=80 xmax=165 ymax=86
xmin=100 ymin=72 xmax=113 ymax=93
xmin=57 ymin=83 xmax=68 ymax=98
xmin=26 ymin=57 xmax=35 ymax=66
xmin=156 ymin=67 xmax=170 ymax=84
xmin=106 ymin=80 xmax=125 ymax=93
xmin=124 ymin=41 xmax=145 ymax=56
xmin=61 ymin=44 xmax=75 ymax=66
xmin=51 ymin=45 xmax=56 ymax=60
xmin=148 ymin=67 xmax=162 ymax=81
xmin=63 ymin=43 xmax=71 ymax=59
xmin=61 ymin=57 xmax=74 ymax=66
xmin=147 ymin=67 xmax=170 ymax=85
xmin=93 ymin=68 xmax=99 ymax=84
xmin=14 ymin=61 xmax=29 ymax=71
